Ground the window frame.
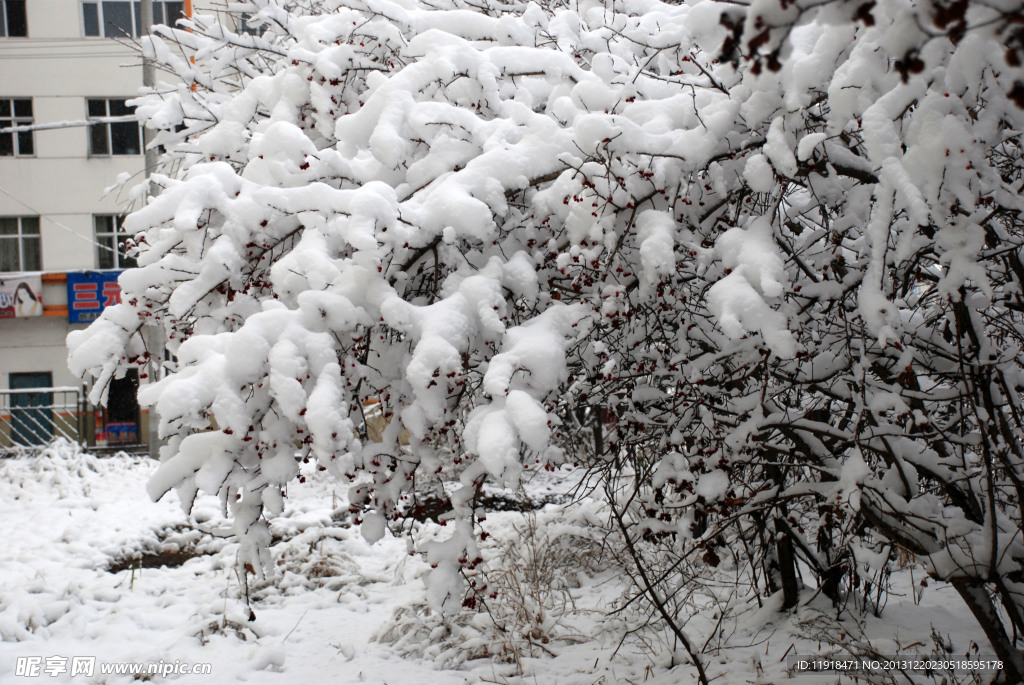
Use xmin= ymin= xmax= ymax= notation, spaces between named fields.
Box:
xmin=94 ymin=215 xmax=137 ymax=270
xmin=87 ymin=98 xmax=141 ymax=157
xmin=82 ymin=1 xmax=184 ymax=38
xmin=0 ymin=0 xmax=27 ymax=38
xmin=0 ymin=97 xmax=33 ymax=157
xmin=234 ymin=12 xmax=263 ymax=36
xmin=0 ymin=216 xmax=41 ymax=273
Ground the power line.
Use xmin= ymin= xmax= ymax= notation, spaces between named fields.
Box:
xmin=0 ymin=115 xmax=138 ymax=135
xmin=0 ymin=181 xmax=140 ymax=257
xmin=0 ymin=52 xmax=142 ymax=59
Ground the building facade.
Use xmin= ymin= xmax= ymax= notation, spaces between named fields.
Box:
xmin=0 ymin=0 xmax=204 ymax=448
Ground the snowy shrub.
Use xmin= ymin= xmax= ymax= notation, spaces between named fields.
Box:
xmin=476 ymin=508 xmax=609 ymax=664
xmin=375 ymin=501 xmax=613 ymax=673
xmin=67 ymin=0 xmax=1024 ymax=679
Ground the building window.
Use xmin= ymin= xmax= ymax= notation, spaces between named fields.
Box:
xmin=0 ymin=217 xmax=41 ymax=272
xmin=0 ymin=1 xmax=27 ymax=37
xmin=0 ymin=98 xmax=32 ymax=156
xmin=236 ymin=12 xmax=263 ymax=36
xmin=95 ymin=215 xmax=137 ymax=269
xmin=82 ymin=1 xmax=183 ymax=38
xmin=88 ymin=99 xmax=140 ymax=156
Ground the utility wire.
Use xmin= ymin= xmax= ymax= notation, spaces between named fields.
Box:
xmin=0 ymin=115 xmax=138 ymax=135
xmin=0 ymin=182 xmax=138 ymax=257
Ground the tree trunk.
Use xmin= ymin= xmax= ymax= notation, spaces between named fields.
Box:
xmin=776 ymin=519 xmax=800 ymax=610
xmin=951 ymin=579 xmax=1024 ymax=684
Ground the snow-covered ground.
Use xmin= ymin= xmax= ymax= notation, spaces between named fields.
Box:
xmin=0 ymin=442 xmax=997 ymax=684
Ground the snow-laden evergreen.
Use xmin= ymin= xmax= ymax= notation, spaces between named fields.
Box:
xmin=67 ymin=0 xmax=1024 ymax=678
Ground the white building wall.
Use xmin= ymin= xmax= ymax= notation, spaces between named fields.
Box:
xmin=1 ymin=317 xmax=85 ymax=389
xmin=0 ymin=2 xmax=147 ymax=401
xmin=0 ymin=2 xmax=246 ymax=445
xmin=0 ymin=3 xmax=145 ymax=277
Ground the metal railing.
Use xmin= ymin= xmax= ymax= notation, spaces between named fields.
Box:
xmin=0 ymin=386 xmax=86 ymax=451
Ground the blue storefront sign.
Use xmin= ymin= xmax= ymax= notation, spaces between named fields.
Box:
xmin=106 ymin=422 xmax=139 ymax=444
xmin=67 ymin=271 xmax=122 ymax=323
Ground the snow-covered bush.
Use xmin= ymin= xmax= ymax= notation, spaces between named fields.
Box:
xmin=67 ymin=0 xmax=1024 ymax=679
xmin=375 ymin=501 xmax=611 ymax=672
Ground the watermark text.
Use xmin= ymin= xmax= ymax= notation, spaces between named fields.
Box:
xmin=15 ymin=656 xmax=212 ymax=678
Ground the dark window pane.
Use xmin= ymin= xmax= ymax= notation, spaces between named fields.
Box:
xmin=164 ymin=2 xmax=183 ymax=25
xmin=88 ymin=99 xmax=106 ymax=117
xmin=13 ymin=98 xmax=30 ymax=117
xmin=17 ymin=131 xmax=31 ymax=155
xmin=97 ymin=234 xmax=115 ymax=269
xmin=120 ymin=250 xmax=137 ymax=269
xmin=110 ymin=121 xmax=140 ymax=154
xmin=90 ymin=123 xmax=109 ymax=155
xmin=21 ymin=217 xmax=38 ymax=234
xmin=0 ymin=133 xmax=12 ymax=156
xmin=151 ymin=3 xmax=163 ymax=26
xmin=133 ymin=1 xmax=141 ymax=36
xmin=0 ymin=99 xmax=10 ymax=116
xmin=22 ymin=235 xmax=41 ymax=270
xmin=0 ymin=3 xmax=7 ymax=37
xmin=0 ymin=239 xmax=18 ymax=271
xmin=108 ymin=99 xmax=132 ymax=116
xmin=83 ymin=3 xmax=100 ymax=36
xmin=6 ymin=0 xmax=26 ymax=36
xmin=102 ymin=1 xmax=132 ymax=37
xmin=0 ymin=218 xmax=17 ymax=235
xmin=107 ymin=369 xmax=139 ymax=423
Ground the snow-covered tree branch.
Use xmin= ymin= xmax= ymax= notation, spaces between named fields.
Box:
xmin=68 ymin=0 xmax=1024 ymax=678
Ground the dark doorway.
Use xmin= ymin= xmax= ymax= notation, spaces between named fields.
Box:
xmin=105 ymin=369 xmax=140 ymax=444
xmin=10 ymin=372 xmax=53 ymax=446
